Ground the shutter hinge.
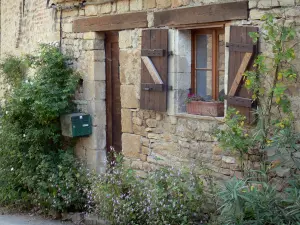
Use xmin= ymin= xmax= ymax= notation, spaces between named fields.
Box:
xmin=168 ymin=51 xmax=173 ymax=56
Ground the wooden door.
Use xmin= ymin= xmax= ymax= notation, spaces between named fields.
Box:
xmin=106 ymin=32 xmax=122 ymax=153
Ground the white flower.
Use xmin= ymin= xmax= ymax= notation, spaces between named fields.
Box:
xmin=11 ymin=167 xmax=14 ymax=171
xmin=23 ymin=134 xmax=26 ymax=138
xmin=5 ymin=111 xmax=8 ymax=115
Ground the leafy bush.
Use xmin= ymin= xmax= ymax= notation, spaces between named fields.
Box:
xmin=0 ymin=44 xmax=90 ymax=213
xmin=218 ymin=177 xmax=300 ymax=225
xmin=92 ymin=154 xmax=211 ymax=225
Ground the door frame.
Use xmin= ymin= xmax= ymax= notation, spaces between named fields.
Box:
xmin=105 ymin=31 xmax=121 ymax=154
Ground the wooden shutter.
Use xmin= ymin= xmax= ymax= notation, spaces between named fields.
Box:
xmin=140 ymin=29 xmax=168 ymax=112
xmin=227 ymin=26 xmax=258 ymax=123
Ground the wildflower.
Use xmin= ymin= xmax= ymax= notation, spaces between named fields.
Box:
xmin=11 ymin=167 xmax=14 ymax=171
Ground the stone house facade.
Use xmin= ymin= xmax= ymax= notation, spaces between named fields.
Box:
xmin=1 ymin=0 xmax=300 ymax=181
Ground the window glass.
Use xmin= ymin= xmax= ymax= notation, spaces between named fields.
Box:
xmin=218 ymin=33 xmax=225 ymax=100
xmin=196 ymin=34 xmax=212 ymax=69
xmin=196 ymin=70 xmax=212 ymax=100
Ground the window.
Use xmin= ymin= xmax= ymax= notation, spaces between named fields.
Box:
xmin=191 ymin=28 xmax=225 ymax=101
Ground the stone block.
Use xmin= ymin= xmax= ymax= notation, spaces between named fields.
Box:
xmin=222 ymin=156 xmax=236 ymax=164
xmin=80 ymin=126 xmax=106 ymax=150
xmin=117 ymin=0 xmax=130 ymax=12
xmin=140 ymin=154 xmax=147 ymax=161
xmin=172 ymin=0 xmax=190 ymax=8
xmin=100 ymin=3 xmax=112 ymax=14
xmin=86 ymin=149 xmax=107 ymax=173
xmin=121 ymin=109 xmax=133 ymax=133
xmin=119 ymin=49 xmax=141 ymax=84
xmin=83 ymin=81 xmax=106 ymax=101
xmin=63 ymin=23 xmax=73 ymax=33
xmin=146 ymin=119 xmax=157 ymax=128
xmin=119 ymin=30 xmax=132 ymax=49
xmin=141 ymin=146 xmax=150 ymax=155
xmin=132 ymin=117 xmax=143 ymax=126
xmin=83 ymin=32 xmax=105 ymax=40
xmin=122 ymin=133 xmax=141 ymax=158
xmin=87 ymin=100 xmax=106 ymax=126
xmin=144 ymin=0 xmax=156 ymax=9
xmin=156 ymin=113 xmax=163 ymax=121
xmin=249 ymin=9 xmax=267 ymax=20
xmin=141 ymin=137 xmax=150 ymax=147
xmin=133 ymin=125 xmax=147 ymax=136
xmin=169 ymin=116 xmax=177 ymax=125
xmin=120 ymin=85 xmax=139 ymax=108
xmin=83 ymin=40 xmax=104 ymax=50
xmin=130 ymin=0 xmax=143 ymax=11
xmin=258 ymin=0 xmax=279 ymax=8
xmin=279 ymin=0 xmax=295 ymax=6
xmin=88 ymin=61 xmax=106 ymax=81
xmin=157 ymin=0 xmax=172 ymax=8
xmin=85 ymin=5 xmax=98 ymax=16
xmin=249 ymin=0 xmax=258 ymax=8
xmin=131 ymin=160 xmax=143 ymax=170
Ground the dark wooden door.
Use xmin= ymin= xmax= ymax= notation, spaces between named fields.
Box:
xmin=106 ymin=32 xmax=122 ymax=153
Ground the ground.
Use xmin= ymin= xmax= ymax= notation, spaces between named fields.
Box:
xmin=0 ymin=214 xmax=73 ymax=225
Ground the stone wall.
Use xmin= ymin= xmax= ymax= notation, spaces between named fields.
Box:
xmin=1 ymin=0 xmax=300 ymax=181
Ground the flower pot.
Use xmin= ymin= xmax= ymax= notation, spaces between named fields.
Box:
xmin=186 ymin=101 xmax=224 ymax=117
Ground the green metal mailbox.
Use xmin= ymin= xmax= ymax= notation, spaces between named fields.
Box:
xmin=60 ymin=113 xmax=92 ymax=137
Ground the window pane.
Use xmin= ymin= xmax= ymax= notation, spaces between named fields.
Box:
xmin=196 ymin=70 xmax=212 ymax=100
xmin=218 ymin=70 xmax=225 ymax=100
xmin=218 ymin=33 xmax=225 ymax=70
xmin=196 ymin=34 xmax=212 ymax=69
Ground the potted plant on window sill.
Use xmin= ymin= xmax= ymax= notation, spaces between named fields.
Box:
xmin=186 ymin=94 xmax=224 ymax=117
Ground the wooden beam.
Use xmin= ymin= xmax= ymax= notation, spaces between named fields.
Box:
xmin=153 ymin=1 xmax=248 ymax=27
xmin=228 ymin=52 xmax=253 ymax=97
xmin=73 ymin=12 xmax=148 ymax=32
xmin=142 ymin=56 xmax=164 ymax=85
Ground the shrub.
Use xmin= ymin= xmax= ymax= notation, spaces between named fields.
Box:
xmin=0 ymin=44 xmax=90 ymax=213
xmin=92 ymin=153 xmax=211 ymax=225
xmin=218 ymin=176 xmax=300 ymax=225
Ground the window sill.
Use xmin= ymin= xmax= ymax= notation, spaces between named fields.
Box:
xmin=175 ymin=113 xmax=224 ymax=122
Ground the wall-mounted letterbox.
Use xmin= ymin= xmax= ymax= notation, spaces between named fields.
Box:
xmin=60 ymin=113 xmax=92 ymax=137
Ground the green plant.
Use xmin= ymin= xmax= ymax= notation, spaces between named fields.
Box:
xmin=218 ymin=176 xmax=300 ymax=225
xmin=0 ymin=44 xmax=90 ymax=213
xmin=215 ymin=13 xmax=300 ymax=225
xmin=216 ymin=13 xmax=299 ymax=172
xmin=92 ymin=152 xmax=210 ymax=225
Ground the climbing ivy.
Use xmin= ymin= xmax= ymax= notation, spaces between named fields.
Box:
xmin=0 ymin=45 xmax=90 ymax=213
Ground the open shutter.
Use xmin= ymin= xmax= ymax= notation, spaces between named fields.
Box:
xmin=227 ymin=26 xmax=258 ymax=123
xmin=140 ymin=29 xmax=168 ymax=112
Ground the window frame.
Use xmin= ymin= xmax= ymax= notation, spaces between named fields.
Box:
xmin=191 ymin=27 xmax=225 ymax=100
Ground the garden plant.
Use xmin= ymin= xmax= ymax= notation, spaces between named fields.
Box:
xmin=0 ymin=45 xmax=90 ymax=214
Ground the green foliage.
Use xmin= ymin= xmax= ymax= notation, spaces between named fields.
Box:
xmin=0 ymin=55 xmax=28 ymax=89
xmin=0 ymin=44 xmax=90 ymax=213
xmin=215 ymin=108 xmax=252 ymax=154
xmin=216 ymin=13 xmax=299 ymax=170
xmin=218 ymin=177 xmax=300 ymax=225
xmin=92 ymin=153 xmax=210 ymax=225
xmin=215 ymin=13 xmax=300 ymax=225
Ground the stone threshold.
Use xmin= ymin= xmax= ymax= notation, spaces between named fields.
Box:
xmin=175 ymin=113 xmax=224 ymax=122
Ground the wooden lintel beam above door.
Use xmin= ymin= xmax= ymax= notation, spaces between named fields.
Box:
xmin=73 ymin=11 xmax=148 ymax=33
xmin=153 ymin=1 xmax=248 ymax=27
